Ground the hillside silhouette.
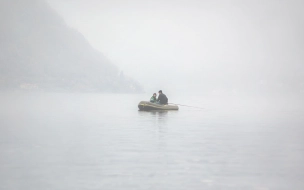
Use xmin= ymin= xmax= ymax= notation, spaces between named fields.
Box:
xmin=0 ymin=0 xmax=142 ymax=92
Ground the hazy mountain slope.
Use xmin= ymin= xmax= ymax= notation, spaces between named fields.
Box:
xmin=0 ymin=0 xmax=142 ymax=92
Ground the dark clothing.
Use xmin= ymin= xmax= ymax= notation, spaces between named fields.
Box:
xmin=157 ymin=93 xmax=168 ymax=104
xmin=150 ymin=96 xmax=157 ymax=103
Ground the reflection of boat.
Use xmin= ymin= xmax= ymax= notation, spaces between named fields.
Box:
xmin=138 ymin=101 xmax=179 ymax=111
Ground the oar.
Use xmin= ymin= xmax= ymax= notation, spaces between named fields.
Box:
xmin=168 ymin=103 xmax=205 ymax=109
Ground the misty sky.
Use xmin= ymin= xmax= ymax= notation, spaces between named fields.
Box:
xmin=47 ymin=0 xmax=304 ymax=94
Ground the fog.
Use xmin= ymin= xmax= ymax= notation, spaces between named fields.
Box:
xmin=46 ymin=0 xmax=304 ymax=95
xmin=1 ymin=1 xmax=304 ymax=189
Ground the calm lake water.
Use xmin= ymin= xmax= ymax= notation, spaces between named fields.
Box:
xmin=0 ymin=92 xmax=303 ymax=190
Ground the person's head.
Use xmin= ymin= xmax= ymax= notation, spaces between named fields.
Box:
xmin=153 ymin=93 xmax=156 ymax=96
xmin=158 ymin=90 xmax=163 ymax=94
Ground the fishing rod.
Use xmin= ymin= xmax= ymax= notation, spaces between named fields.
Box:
xmin=168 ymin=103 xmax=205 ymax=109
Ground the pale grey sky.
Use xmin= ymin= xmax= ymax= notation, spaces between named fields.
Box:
xmin=47 ymin=0 xmax=304 ymax=94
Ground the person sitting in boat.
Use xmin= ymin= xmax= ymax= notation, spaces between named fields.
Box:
xmin=157 ymin=90 xmax=168 ymax=104
xmin=150 ymin=93 xmax=157 ymax=103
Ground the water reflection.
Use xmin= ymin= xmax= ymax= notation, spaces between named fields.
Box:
xmin=138 ymin=110 xmax=169 ymax=125
xmin=138 ymin=110 xmax=171 ymax=154
xmin=148 ymin=110 xmax=168 ymax=117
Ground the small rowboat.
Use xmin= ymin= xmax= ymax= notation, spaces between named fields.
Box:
xmin=138 ymin=101 xmax=179 ymax=111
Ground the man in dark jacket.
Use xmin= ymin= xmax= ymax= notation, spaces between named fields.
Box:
xmin=157 ymin=90 xmax=168 ymax=104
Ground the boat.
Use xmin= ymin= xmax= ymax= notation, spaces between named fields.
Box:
xmin=138 ymin=101 xmax=179 ymax=111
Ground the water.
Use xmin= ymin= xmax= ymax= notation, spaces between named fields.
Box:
xmin=0 ymin=92 xmax=303 ymax=190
